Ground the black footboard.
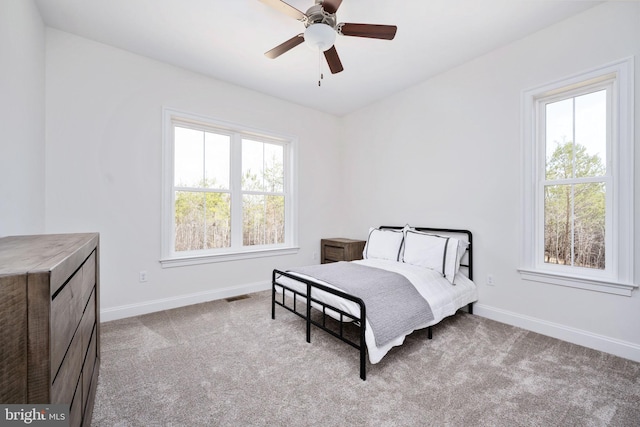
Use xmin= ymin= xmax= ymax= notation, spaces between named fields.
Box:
xmin=272 ymin=269 xmax=368 ymax=380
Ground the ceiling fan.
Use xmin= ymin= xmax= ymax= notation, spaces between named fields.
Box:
xmin=259 ymin=0 xmax=397 ymax=75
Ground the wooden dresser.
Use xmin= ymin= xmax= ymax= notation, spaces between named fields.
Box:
xmin=0 ymin=233 xmax=100 ymax=427
xmin=321 ymin=238 xmax=366 ymax=264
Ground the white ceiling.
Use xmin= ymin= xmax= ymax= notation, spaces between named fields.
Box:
xmin=35 ymin=0 xmax=603 ymax=116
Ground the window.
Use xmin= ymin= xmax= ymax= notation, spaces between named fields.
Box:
xmin=161 ymin=108 xmax=298 ymax=267
xmin=520 ymin=58 xmax=635 ymax=296
xmin=543 ymin=89 xmax=609 ymax=272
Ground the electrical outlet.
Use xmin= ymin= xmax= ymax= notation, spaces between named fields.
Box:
xmin=139 ymin=271 xmax=148 ymax=283
xmin=486 ymin=274 xmax=494 ymax=286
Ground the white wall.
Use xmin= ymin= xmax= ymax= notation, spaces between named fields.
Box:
xmin=39 ymin=1 xmax=640 ymax=361
xmin=0 ymin=0 xmax=45 ymax=236
xmin=342 ymin=1 xmax=640 ymax=361
xmin=44 ymin=29 xmax=344 ymax=319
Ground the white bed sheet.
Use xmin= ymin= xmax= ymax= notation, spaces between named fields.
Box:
xmin=274 ymin=259 xmax=478 ymax=364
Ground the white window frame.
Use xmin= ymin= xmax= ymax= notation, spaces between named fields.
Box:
xmin=161 ymin=108 xmax=298 ymax=268
xmin=519 ymin=58 xmax=636 ymax=296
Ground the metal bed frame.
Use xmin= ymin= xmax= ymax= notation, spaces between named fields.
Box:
xmin=271 ymin=226 xmax=474 ymax=381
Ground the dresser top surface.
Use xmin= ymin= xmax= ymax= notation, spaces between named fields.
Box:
xmin=0 ymin=233 xmax=98 ymax=276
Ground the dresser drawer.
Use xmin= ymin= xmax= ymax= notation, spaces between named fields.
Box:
xmin=79 ymin=289 xmax=96 ymax=353
xmin=69 ymin=376 xmax=82 ymax=427
xmin=51 ymin=323 xmax=83 ymax=405
xmin=50 ymin=270 xmax=84 ymax=373
xmin=82 ymin=325 xmax=97 ymax=413
xmin=81 ymin=252 xmax=96 ymax=308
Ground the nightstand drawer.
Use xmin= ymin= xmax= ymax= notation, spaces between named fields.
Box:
xmin=324 ymin=245 xmax=345 ymax=262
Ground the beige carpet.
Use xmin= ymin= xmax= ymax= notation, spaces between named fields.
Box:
xmin=91 ymin=291 xmax=640 ymax=426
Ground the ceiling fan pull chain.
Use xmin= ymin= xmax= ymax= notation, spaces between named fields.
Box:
xmin=318 ymin=50 xmax=323 ymax=86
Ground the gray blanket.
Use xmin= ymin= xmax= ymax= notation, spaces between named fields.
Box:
xmin=289 ymin=262 xmax=434 ymax=347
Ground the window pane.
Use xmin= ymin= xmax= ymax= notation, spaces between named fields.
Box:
xmin=175 ymin=126 xmax=230 ymax=189
xmin=545 ymin=99 xmax=573 ymax=180
xmin=175 ymin=191 xmax=205 ymax=251
xmin=242 ymin=140 xmax=264 ymax=191
xmin=573 ymin=182 xmax=605 ymax=270
xmin=545 ymin=91 xmax=607 ymax=181
xmin=544 ymin=184 xmax=571 ymax=265
xmin=546 ymin=137 xmax=574 ymax=181
xmin=243 ymin=194 xmax=264 ymax=245
xmin=174 ymin=191 xmax=230 ymax=251
xmin=266 ymin=195 xmax=285 ymax=244
xmin=575 ymin=90 xmax=607 ymax=178
xmin=544 ymin=182 xmax=606 ymax=269
xmin=174 ymin=127 xmax=204 ymax=187
xmin=242 ymin=194 xmax=285 ymax=246
xmin=264 ymin=144 xmax=284 ymax=192
xmin=205 ymin=192 xmax=231 ymax=249
xmin=242 ymin=139 xmax=284 ymax=192
xmin=204 ymin=132 xmax=230 ymax=189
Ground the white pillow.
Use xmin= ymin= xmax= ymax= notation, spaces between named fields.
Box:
xmin=363 ymin=228 xmax=404 ymax=261
xmin=402 ymin=229 xmax=463 ymax=284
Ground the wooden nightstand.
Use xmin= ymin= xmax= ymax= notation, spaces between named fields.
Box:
xmin=321 ymin=238 xmax=366 ymax=264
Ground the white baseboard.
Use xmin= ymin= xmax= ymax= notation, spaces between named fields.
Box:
xmin=473 ymin=303 xmax=640 ymax=363
xmin=100 ymin=281 xmax=271 ymax=322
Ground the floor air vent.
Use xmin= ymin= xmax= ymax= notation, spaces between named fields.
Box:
xmin=225 ymin=294 xmax=250 ymax=303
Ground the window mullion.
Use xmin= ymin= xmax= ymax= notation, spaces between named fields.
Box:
xmin=604 ymin=82 xmax=615 ymax=276
xmin=535 ymin=100 xmax=547 ymax=270
xmin=230 ymin=134 xmax=243 ymax=249
xmin=570 ymin=184 xmax=575 ymax=267
xmin=202 ymin=132 xmax=207 ymax=249
xmin=570 ymin=98 xmax=575 ymax=268
xmin=571 ymin=97 xmax=576 ymax=179
xmin=283 ymin=142 xmax=290 ymax=246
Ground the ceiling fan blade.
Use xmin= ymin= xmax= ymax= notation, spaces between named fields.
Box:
xmin=323 ymin=46 xmax=344 ymax=74
xmin=338 ymin=23 xmax=397 ymax=40
xmin=258 ymin=0 xmax=306 ymax=21
xmin=321 ymin=0 xmax=343 ymax=14
xmin=265 ymin=34 xmax=304 ymax=59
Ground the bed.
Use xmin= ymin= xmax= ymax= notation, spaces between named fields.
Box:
xmin=271 ymin=226 xmax=478 ymax=380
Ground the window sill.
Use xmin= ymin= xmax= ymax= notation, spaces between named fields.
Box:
xmin=518 ymin=268 xmax=637 ymax=296
xmin=160 ymin=246 xmax=300 ymax=268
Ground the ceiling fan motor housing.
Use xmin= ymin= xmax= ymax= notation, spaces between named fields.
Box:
xmin=304 ymin=4 xmax=337 ymax=29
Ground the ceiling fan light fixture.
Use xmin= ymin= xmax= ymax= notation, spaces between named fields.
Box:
xmin=304 ymin=23 xmax=336 ymax=52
